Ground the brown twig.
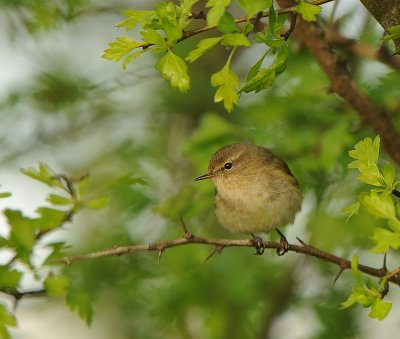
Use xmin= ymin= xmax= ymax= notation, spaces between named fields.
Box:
xmin=60 ymin=234 xmax=400 ymax=287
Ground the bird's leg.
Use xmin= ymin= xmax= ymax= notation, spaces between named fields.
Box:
xmin=250 ymin=233 xmax=265 ymax=255
xmin=276 ymin=229 xmax=289 ymax=256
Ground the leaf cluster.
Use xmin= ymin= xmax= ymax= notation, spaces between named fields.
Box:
xmin=341 ymin=136 xmax=400 ymax=320
xmin=102 ymin=0 xmax=322 ymax=111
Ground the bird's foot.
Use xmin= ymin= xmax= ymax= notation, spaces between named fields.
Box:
xmin=250 ymin=233 xmax=265 ymax=255
xmin=276 ymin=229 xmax=289 ymax=256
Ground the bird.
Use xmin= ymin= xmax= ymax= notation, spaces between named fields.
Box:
xmin=195 ymin=143 xmax=302 ymax=255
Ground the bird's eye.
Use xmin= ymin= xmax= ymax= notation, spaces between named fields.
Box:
xmin=224 ymin=162 xmax=233 ymax=170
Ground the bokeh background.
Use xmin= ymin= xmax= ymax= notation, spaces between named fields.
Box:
xmin=1 ymin=0 xmax=400 ymax=338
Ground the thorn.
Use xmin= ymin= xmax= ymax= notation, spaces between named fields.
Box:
xmin=332 ymin=267 xmax=345 ymax=286
xmin=157 ymin=249 xmax=164 ymax=267
xmin=202 ymin=245 xmax=224 ymax=264
xmin=179 ymin=215 xmax=192 ymax=239
xmin=383 ymin=253 xmax=387 ymax=272
xmin=296 ymin=237 xmax=307 ymax=246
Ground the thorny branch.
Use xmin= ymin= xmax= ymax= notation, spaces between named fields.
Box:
xmin=60 ymin=227 xmax=400 ymax=287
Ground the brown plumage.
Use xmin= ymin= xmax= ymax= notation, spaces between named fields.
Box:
xmin=196 ymin=143 xmax=302 ymax=234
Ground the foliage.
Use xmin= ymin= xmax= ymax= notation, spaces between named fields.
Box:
xmin=341 ymin=136 xmax=400 ymax=319
xmin=102 ymin=0 xmax=321 ymax=111
xmin=0 ymin=163 xmax=146 ymax=334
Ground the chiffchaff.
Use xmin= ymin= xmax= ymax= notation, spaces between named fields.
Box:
xmin=196 ymin=143 xmax=302 ymax=255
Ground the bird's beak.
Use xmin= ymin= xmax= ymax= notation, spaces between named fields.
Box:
xmin=195 ymin=173 xmax=213 ymax=181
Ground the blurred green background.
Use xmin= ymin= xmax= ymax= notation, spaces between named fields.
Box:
xmin=0 ymin=0 xmax=400 ymax=338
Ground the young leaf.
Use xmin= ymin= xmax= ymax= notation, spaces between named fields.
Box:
xmin=382 ymin=24 xmax=400 ymax=42
xmin=116 ymin=10 xmax=156 ymax=31
xmin=211 ymin=61 xmax=239 ymax=112
xmin=217 ymin=11 xmax=240 ymax=33
xmin=102 ymin=37 xmax=143 ymax=62
xmin=186 ymin=37 xmax=223 ymax=63
xmin=5 ymin=209 xmax=35 ymax=263
xmin=369 ymin=299 xmax=392 ymax=320
xmin=0 ymin=192 xmax=11 ymax=199
xmin=47 ymin=193 xmax=71 ymax=206
xmin=243 ymin=49 xmax=271 ymax=83
xmin=0 ymin=304 xmax=16 ymax=339
xmin=66 ymin=289 xmax=94 ymax=326
xmin=222 ymin=33 xmax=251 ymax=47
xmin=0 ymin=266 xmax=22 ymax=292
xmin=381 ymin=162 xmax=396 ymax=188
xmin=85 ymin=196 xmax=110 ymax=209
xmin=370 ymin=227 xmax=400 ymax=253
xmin=156 ymin=51 xmax=191 ymax=92
xmin=35 ymin=207 xmax=66 ymax=232
xmin=156 ymin=2 xmax=182 ymax=42
xmin=360 ymin=192 xmax=398 ymax=225
xmin=140 ymin=28 xmax=166 ymax=46
xmin=206 ymin=0 xmax=231 ymax=27
xmin=236 ymin=0 xmax=272 ymax=17
xmin=44 ymin=242 xmax=70 ymax=264
xmin=296 ymin=0 xmax=321 ymax=22
xmin=340 ymin=202 xmax=360 ymax=222
xmin=21 ymin=163 xmax=61 ymax=188
xmin=240 ymin=65 xmax=275 ymax=93
xmin=44 ymin=274 xmax=70 ymax=297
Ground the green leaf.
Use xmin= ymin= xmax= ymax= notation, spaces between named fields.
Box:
xmin=44 ymin=242 xmax=69 ymax=264
xmin=211 ymin=61 xmax=239 ymax=112
xmin=102 ymin=36 xmax=142 ymax=62
xmin=206 ymin=0 xmax=231 ymax=26
xmin=185 ymin=37 xmax=223 ymax=63
xmin=255 ymin=30 xmax=284 ymax=48
xmin=360 ymin=192 xmax=398 ymax=224
xmin=156 ymin=2 xmax=182 ymax=42
xmin=383 ymin=24 xmax=400 ymax=41
xmin=140 ymin=28 xmax=166 ymax=46
xmin=0 ymin=192 xmax=11 ymax=199
xmin=348 ymin=136 xmax=385 ymax=187
xmin=44 ymin=274 xmax=70 ymax=297
xmin=217 ymin=11 xmax=240 ymax=33
xmin=0 ymin=266 xmax=22 ymax=292
xmin=236 ymin=0 xmax=272 ymax=17
xmin=85 ymin=196 xmax=110 ymax=209
xmin=116 ymin=10 xmax=156 ymax=31
xmin=350 ymin=254 xmax=363 ymax=285
xmin=243 ymin=49 xmax=271 ymax=83
xmin=222 ymin=33 xmax=251 ymax=47
xmin=370 ymin=227 xmax=400 ymax=253
xmin=5 ymin=209 xmax=35 ymax=263
xmin=156 ymin=51 xmax=191 ymax=92
xmin=47 ymin=194 xmax=71 ymax=206
xmin=35 ymin=207 xmax=66 ymax=232
xmin=369 ymin=299 xmax=392 ymax=320
xmin=273 ymin=43 xmax=288 ymax=74
xmin=240 ymin=65 xmax=275 ymax=93
xmin=66 ymin=288 xmax=94 ymax=326
xmin=381 ymin=162 xmax=396 ymax=188
xmin=340 ymin=202 xmax=360 ymax=222
xmin=123 ymin=50 xmax=148 ymax=70
xmin=0 ymin=304 xmax=16 ymax=339
xmin=21 ymin=163 xmax=61 ymax=188
xmin=296 ymin=0 xmax=321 ymax=22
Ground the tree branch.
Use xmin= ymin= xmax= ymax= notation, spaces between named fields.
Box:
xmin=278 ymin=0 xmax=400 ymax=165
xmin=61 ymin=234 xmax=399 ymax=287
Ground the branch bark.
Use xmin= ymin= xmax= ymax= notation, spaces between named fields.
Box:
xmin=278 ymin=0 xmax=400 ymax=165
xmin=359 ymin=0 xmax=400 ymax=54
xmin=60 ymin=234 xmax=400 ymax=287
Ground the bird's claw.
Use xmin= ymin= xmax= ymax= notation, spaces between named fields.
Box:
xmin=251 ymin=233 xmax=265 ymax=255
xmin=276 ymin=229 xmax=289 ymax=256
